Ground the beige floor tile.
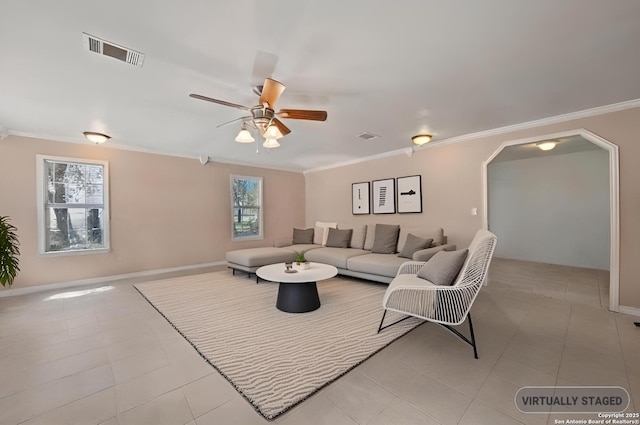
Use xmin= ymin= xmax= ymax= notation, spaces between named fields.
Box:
xmin=98 ymin=417 xmax=120 ymax=425
xmin=277 ymin=394 xmax=358 ymax=425
xmin=399 ymin=373 xmax=472 ymax=425
xmin=324 ymin=369 xmax=395 ymax=424
xmin=195 ymin=398 xmax=272 ymax=425
xmin=557 ymin=345 xmax=628 ymax=386
xmin=111 ymin=345 xmax=170 ymax=384
xmin=181 ymin=373 xmax=237 ymax=418
xmin=358 ymin=349 xmax=420 ymax=395
xmin=118 ymin=388 xmax=193 ymax=425
xmin=475 ymin=375 xmax=548 ymax=425
xmin=490 ymin=357 xmax=557 ymax=388
xmin=367 ymin=397 xmax=443 ymax=425
xmin=20 ymin=388 xmax=117 ymax=425
xmin=459 ymin=399 xmax=524 ymax=425
xmin=114 ymin=365 xmax=184 ymax=413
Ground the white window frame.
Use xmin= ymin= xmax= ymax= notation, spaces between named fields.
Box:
xmin=36 ymin=155 xmax=110 ymax=256
xmin=230 ymin=174 xmax=263 ymax=241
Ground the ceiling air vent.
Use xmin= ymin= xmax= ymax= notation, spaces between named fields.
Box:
xmin=82 ymin=33 xmax=145 ymax=67
xmin=357 ymin=132 xmax=379 ymax=140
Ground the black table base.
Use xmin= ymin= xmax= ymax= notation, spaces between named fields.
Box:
xmin=276 ymin=281 xmax=320 ymax=313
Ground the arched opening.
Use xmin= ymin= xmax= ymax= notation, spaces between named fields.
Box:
xmin=482 ymin=129 xmax=620 ymax=311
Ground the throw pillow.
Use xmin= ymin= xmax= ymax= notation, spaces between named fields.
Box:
xmin=292 ymin=228 xmax=314 ymax=245
xmin=371 ymin=224 xmax=400 ymax=254
xmin=397 ymin=234 xmax=433 ymax=259
xmin=314 ymin=221 xmax=338 ymax=245
xmin=417 ymin=249 xmax=469 ymax=286
xmin=349 ymin=224 xmax=367 ymax=250
xmin=313 ymin=226 xmax=323 ymax=245
xmin=325 ymin=228 xmax=353 ymax=248
xmin=363 ymin=224 xmax=376 ymax=250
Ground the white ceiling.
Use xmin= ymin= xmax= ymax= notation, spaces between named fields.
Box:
xmin=1 ymin=1 xmax=639 ymax=172
xmin=490 ymin=135 xmax=601 ymax=163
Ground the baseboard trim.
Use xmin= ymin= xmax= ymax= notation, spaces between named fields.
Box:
xmin=618 ymin=305 xmax=640 ymax=318
xmin=0 ymin=261 xmax=227 ymax=298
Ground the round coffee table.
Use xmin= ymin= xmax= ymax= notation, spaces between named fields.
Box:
xmin=256 ymin=262 xmax=338 ymax=313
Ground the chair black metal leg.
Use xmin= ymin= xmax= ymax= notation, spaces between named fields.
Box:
xmin=377 ymin=310 xmax=387 ymax=333
xmin=468 ymin=314 xmax=478 ymax=359
xmin=377 ymin=310 xmax=415 ymax=333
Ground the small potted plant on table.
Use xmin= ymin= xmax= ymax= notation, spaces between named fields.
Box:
xmin=295 ymin=252 xmax=310 ymax=270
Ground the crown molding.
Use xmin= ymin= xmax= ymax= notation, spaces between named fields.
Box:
xmin=304 ymin=98 xmax=640 ymax=174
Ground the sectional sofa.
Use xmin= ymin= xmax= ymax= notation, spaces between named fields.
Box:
xmin=226 ymin=223 xmax=456 ymax=284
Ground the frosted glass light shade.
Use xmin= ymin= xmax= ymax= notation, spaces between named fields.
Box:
xmin=263 ymin=125 xmax=284 ymax=140
xmin=235 ymin=129 xmax=255 ymax=143
xmin=263 ymin=138 xmax=281 ymax=149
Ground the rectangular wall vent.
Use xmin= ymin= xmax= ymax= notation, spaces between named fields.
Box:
xmin=82 ymin=33 xmax=145 ymax=68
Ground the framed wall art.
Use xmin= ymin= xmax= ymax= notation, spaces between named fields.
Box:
xmin=397 ymin=175 xmax=422 ymax=213
xmin=372 ymin=178 xmax=396 ymax=214
xmin=352 ymin=182 xmax=370 ymax=215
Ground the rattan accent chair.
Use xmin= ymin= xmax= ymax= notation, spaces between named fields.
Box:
xmin=378 ymin=229 xmax=497 ymax=358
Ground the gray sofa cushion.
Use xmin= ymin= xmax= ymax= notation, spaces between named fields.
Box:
xmin=226 ymin=247 xmax=297 ymax=268
xmin=397 ymin=227 xmax=444 ymax=251
xmin=363 ymin=224 xmax=375 ymax=250
xmin=293 ymin=228 xmax=314 ymax=245
xmin=281 ymin=244 xmax=322 ymax=254
xmin=325 ymin=228 xmax=353 ymax=248
xmin=371 ymin=224 xmax=400 ymax=254
xmin=347 ymin=253 xmax=408 ymax=278
xmin=417 ymin=249 xmax=469 ymax=286
xmin=305 ymin=247 xmax=369 ymax=269
xmin=397 ymin=234 xmax=433 ymax=259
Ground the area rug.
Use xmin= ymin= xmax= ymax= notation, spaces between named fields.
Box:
xmin=134 ymin=271 xmax=423 ymax=420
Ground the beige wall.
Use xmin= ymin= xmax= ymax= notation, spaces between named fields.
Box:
xmin=305 ymin=107 xmax=640 ymax=310
xmin=0 ymin=136 xmax=305 ymax=289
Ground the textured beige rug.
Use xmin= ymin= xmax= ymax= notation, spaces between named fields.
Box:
xmin=134 ymin=271 xmax=422 ymax=420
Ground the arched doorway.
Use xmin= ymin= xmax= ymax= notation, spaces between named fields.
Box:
xmin=481 ymin=129 xmax=620 ymax=311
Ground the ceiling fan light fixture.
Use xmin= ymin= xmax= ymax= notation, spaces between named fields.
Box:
xmin=263 ymin=124 xmax=284 ymax=140
xmin=263 ymin=138 xmax=280 ymax=149
xmin=83 ymin=131 xmax=110 ymax=144
xmin=235 ymin=125 xmax=255 ymax=143
xmin=538 ymin=141 xmax=557 ymax=151
xmin=411 ymin=133 xmax=432 ymax=146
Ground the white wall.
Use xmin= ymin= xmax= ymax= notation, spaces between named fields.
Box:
xmin=488 ymin=149 xmax=610 ymax=270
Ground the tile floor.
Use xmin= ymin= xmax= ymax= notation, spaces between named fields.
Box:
xmin=0 ymin=259 xmax=638 ymax=425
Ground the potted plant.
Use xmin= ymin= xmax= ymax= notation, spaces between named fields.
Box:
xmin=295 ymin=252 xmax=310 ymax=270
xmin=0 ymin=216 xmax=20 ymax=288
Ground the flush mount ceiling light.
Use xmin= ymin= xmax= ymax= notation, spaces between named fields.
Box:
xmin=537 ymin=141 xmax=557 ymax=151
xmin=83 ymin=131 xmax=110 ymax=144
xmin=235 ymin=122 xmax=255 ymax=143
xmin=411 ymin=133 xmax=432 ymax=146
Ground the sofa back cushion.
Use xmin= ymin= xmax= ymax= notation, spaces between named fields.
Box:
xmin=338 ymin=223 xmax=367 ymax=249
xmin=397 ymin=227 xmax=444 ymax=252
xmin=397 ymin=234 xmax=433 ymax=259
xmin=371 ymin=224 xmax=401 ymax=254
xmin=325 ymin=228 xmax=353 ymax=248
xmin=292 ymin=228 xmax=314 ymax=245
xmin=313 ymin=221 xmax=337 ymax=245
xmin=363 ymin=224 xmax=376 ymax=250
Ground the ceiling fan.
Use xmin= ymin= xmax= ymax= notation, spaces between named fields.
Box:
xmin=189 ymin=78 xmax=327 ymax=146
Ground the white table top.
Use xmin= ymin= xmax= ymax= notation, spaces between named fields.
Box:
xmin=256 ymin=262 xmax=338 ymax=283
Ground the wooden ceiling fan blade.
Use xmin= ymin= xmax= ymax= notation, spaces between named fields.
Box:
xmin=271 ymin=118 xmax=291 ymax=136
xmin=259 ymin=78 xmax=285 ymax=109
xmin=277 ymin=109 xmax=327 ymax=121
xmin=189 ymin=94 xmax=251 ymax=111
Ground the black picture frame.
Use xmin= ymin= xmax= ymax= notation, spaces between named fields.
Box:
xmin=372 ymin=178 xmax=396 ymax=214
xmin=397 ymin=175 xmax=422 ymax=213
xmin=352 ymin=182 xmax=370 ymax=215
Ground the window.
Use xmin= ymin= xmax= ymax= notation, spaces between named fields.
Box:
xmin=231 ymin=175 xmax=263 ymax=240
xmin=36 ymin=155 xmax=110 ymax=255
